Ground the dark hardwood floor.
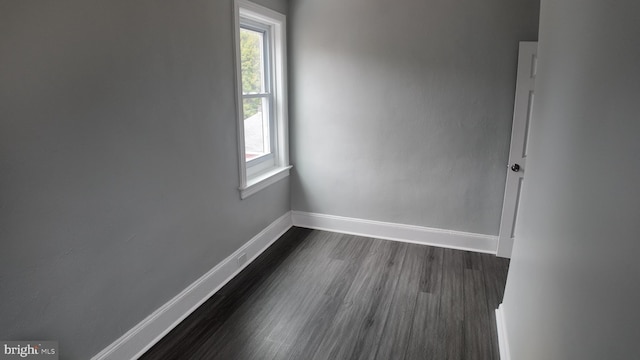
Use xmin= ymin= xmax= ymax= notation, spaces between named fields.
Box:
xmin=140 ymin=227 xmax=509 ymax=360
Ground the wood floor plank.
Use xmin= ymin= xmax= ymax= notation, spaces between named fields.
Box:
xmin=420 ymin=246 xmax=444 ymax=294
xmin=374 ymin=244 xmax=426 ymax=360
xmin=249 ymin=340 xmax=284 ymax=360
xmin=281 ymin=294 xmax=346 ymax=360
xmin=310 ymin=239 xmax=407 ymax=360
xmin=141 ymin=228 xmax=510 ymax=360
xmin=480 ymin=254 xmax=507 ymax=307
xmin=463 ymin=269 xmax=493 ymax=360
xmin=264 ymin=260 xmax=343 ymax=346
xmin=139 ymin=227 xmax=309 ymax=360
xmin=498 ymin=258 xmax=510 ymax=291
xmin=284 ymin=239 xmax=373 ymax=359
xmin=434 ymin=248 xmax=465 ymax=360
xmin=324 ymin=235 xmax=373 ymax=298
xmin=195 ymin=233 xmax=344 ymax=359
xmin=403 ymin=246 xmax=443 ymax=359
xmin=328 ymin=233 xmax=369 ymax=261
xmin=405 ymin=292 xmax=441 ymax=359
xmin=464 ymin=250 xmax=484 ymax=271
xmin=480 ymin=253 xmax=507 ymax=359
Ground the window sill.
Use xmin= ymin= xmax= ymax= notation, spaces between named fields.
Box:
xmin=240 ymin=165 xmax=292 ymax=199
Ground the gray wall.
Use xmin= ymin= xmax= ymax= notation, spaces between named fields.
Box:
xmin=289 ymin=0 xmax=539 ymax=235
xmin=0 ymin=0 xmax=289 ymax=359
xmin=502 ymin=1 xmax=640 ymax=359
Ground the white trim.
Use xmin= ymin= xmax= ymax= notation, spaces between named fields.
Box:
xmin=495 ymin=304 xmax=511 ymax=360
xmin=240 ymin=165 xmax=292 ymax=199
xmin=91 ymin=212 xmax=293 ymax=360
xmin=91 ymin=211 xmax=500 ymax=360
xmin=233 ymin=0 xmax=289 ymax=199
xmin=291 ymin=211 xmax=498 ymax=254
xmin=233 ymin=0 xmax=247 ymax=190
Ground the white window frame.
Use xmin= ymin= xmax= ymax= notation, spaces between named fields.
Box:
xmin=233 ymin=0 xmax=291 ymax=199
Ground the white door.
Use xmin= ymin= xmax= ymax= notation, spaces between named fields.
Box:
xmin=497 ymin=42 xmax=538 ymax=258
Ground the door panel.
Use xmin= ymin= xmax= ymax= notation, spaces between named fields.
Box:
xmin=497 ymin=42 xmax=538 ymax=258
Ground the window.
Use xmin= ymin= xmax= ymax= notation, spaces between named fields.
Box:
xmin=234 ymin=0 xmax=290 ymax=199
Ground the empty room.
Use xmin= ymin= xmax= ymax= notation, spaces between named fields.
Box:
xmin=1 ymin=0 xmax=639 ymax=359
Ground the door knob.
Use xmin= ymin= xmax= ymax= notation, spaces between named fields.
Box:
xmin=511 ymin=164 xmax=521 ymax=172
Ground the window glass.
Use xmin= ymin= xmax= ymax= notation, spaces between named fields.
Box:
xmin=240 ymin=26 xmax=272 ymax=163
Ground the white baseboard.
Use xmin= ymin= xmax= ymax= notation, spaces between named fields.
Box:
xmin=495 ymin=304 xmax=511 ymax=360
xmin=91 ymin=212 xmax=293 ymax=360
xmin=291 ymin=211 xmax=498 ymax=254
xmin=92 ymin=210 xmax=498 ymax=359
